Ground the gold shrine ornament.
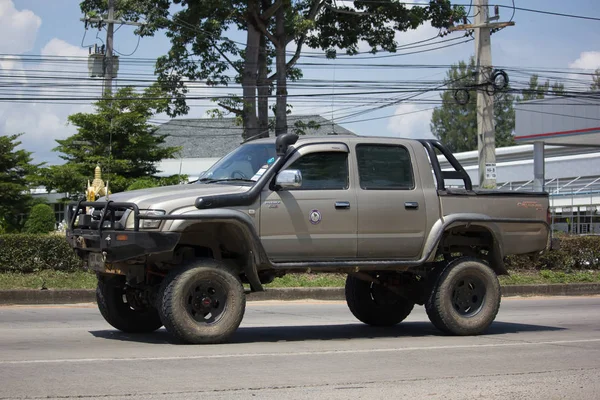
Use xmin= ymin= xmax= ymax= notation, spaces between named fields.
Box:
xmin=86 ymin=165 xmax=110 ymax=201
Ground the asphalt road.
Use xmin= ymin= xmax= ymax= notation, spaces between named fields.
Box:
xmin=1 ymin=297 xmax=600 ymax=400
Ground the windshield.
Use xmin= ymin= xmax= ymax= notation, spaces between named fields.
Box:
xmin=198 ymin=142 xmax=277 ymax=183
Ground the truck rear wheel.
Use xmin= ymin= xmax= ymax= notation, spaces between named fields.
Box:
xmin=345 ymin=274 xmax=414 ymax=326
xmin=425 ymin=257 xmax=501 ymax=335
xmin=96 ymin=276 xmax=163 ymax=333
xmin=158 ymin=260 xmax=246 ymax=344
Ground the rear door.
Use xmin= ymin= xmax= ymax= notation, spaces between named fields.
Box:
xmin=259 ymin=143 xmax=357 ymax=261
xmin=354 ymin=143 xmax=427 ymax=259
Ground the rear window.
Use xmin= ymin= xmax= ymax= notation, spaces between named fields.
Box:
xmin=356 ymin=144 xmax=414 ymax=190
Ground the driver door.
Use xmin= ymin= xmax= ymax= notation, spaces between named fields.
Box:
xmin=259 ymin=143 xmax=357 ymax=261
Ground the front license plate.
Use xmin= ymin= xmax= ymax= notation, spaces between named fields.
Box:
xmin=87 ymin=253 xmax=105 ymax=272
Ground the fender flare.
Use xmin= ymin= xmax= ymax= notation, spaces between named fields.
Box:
xmin=167 ymin=209 xmax=269 ymax=291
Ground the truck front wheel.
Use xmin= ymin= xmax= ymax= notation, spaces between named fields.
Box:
xmin=425 ymin=257 xmax=501 ymax=335
xmin=158 ymin=260 xmax=246 ymax=344
xmin=345 ymin=274 xmax=414 ymax=326
xmin=96 ymin=276 xmax=163 ymax=333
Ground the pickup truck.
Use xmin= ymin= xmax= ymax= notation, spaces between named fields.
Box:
xmin=66 ymin=133 xmax=551 ymax=344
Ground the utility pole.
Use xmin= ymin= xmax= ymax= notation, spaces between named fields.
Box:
xmin=105 ymin=0 xmax=115 ymax=96
xmin=81 ymin=4 xmax=145 ymax=199
xmin=475 ymin=0 xmax=495 ymax=189
xmin=449 ymin=0 xmax=514 ymax=189
xmin=81 ymin=7 xmax=145 ymax=93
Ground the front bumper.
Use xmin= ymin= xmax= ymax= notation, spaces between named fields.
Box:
xmin=66 ymin=200 xmax=180 ymax=263
xmin=67 ymin=229 xmax=180 ymax=263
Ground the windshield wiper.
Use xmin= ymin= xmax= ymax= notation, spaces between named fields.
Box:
xmin=198 ymin=178 xmax=255 ymax=184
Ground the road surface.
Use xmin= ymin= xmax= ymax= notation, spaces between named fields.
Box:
xmin=1 ymin=296 xmax=599 ymax=399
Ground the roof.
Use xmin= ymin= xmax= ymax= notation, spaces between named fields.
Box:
xmin=157 ymin=115 xmax=356 ymax=159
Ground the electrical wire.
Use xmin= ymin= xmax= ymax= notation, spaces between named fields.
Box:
xmin=113 ymin=35 xmax=141 ymax=57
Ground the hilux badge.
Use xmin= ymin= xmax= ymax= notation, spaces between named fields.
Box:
xmin=309 ymin=210 xmax=322 ymax=225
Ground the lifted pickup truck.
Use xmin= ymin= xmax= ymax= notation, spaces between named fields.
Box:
xmin=67 ymin=133 xmax=551 ymax=344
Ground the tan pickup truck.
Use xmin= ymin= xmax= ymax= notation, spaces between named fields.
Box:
xmin=67 ymin=133 xmax=551 ymax=344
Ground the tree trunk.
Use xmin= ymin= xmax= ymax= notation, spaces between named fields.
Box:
xmin=242 ymin=0 xmax=261 ymax=140
xmin=274 ymin=5 xmax=287 ymax=136
xmin=257 ymin=33 xmax=270 ymax=138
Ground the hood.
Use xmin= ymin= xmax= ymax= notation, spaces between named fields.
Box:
xmin=103 ymin=183 xmax=250 ymax=212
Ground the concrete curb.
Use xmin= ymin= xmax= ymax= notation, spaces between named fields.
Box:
xmin=1 ymin=284 xmax=599 ymax=305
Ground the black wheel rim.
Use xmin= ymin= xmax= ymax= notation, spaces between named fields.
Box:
xmin=451 ymin=275 xmax=486 ymax=317
xmin=185 ymin=279 xmax=227 ymax=324
xmin=369 ymin=278 xmax=400 ymax=306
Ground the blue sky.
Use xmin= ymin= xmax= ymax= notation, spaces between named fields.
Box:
xmin=2 ymin=0 xmax=600 ymax=165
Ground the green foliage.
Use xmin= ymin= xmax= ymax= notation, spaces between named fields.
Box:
xmin=0 ymin=234 xmax=83 ymax=273
xmin=506 ymin=235 xmax=600 ymax=271
xmin=38 ymin=86 xmax=181 ymax=195
xmin=430 ymin=58 xmax=516 ymax=153
xmin=517 ymin=74 xmax=564 ymax=102
xmin=0 ymin=134 xmax=37 ymax=232
xmin=79 ymin=0 xmax=460 ymax=130
xmin=24 ymin=204 xmax=56 ymax=234
xmin=591 ymin=68 xmax=600 ymax=91
xmin=126 ymin=175 xmax=187 ymax=191
xmin=126 ymin=178 xmax=159 ymax=191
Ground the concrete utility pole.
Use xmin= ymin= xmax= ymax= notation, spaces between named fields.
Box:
xmin=474 ymin=0 xmax=495 ymax=189
xmin=81 ymin=5 xmax=145 ymax=95
xmin=104 ymin=0 xmax=115 ymax=96
xmin=449 ymin=0 xmax=514 ymax=189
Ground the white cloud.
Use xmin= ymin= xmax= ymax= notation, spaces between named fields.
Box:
xmin=0 ymin=36 xmax=96 ymax=164
xmin=386 ymin=103 xmax=435 ymax=139
xmin=41 ymin=38 xmax=88 ymax=57
xmin=0 ymin=0 xmax=41 ymax=53
xmin=569 ymin=51 xmax=600 ymax=70
xmin=567 ymin=51 xmax=600 ymax=89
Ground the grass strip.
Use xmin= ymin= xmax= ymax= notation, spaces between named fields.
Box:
xmin=1 ymin=270 xmax=599 ymax=290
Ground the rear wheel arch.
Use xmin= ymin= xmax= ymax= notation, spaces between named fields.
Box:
xmin=439 ymin=223 xmax=507 ymax=276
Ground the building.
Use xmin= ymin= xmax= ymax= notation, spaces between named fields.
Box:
xmin=154 ymin=115 xmax=355 ymax=181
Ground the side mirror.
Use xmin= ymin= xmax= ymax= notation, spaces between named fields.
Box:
xmin=275 ymin=169 xmax=302 ymax=189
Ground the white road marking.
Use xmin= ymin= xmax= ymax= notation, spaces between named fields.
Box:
xmin=2 ymin=338 xmax=600 ymax=365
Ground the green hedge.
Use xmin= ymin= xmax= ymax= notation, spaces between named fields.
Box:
xmin=0 ymin=234 xmax=82 ymax=273
xmin=0 ymin=233 xmax=598 ymax=274
xmin=506 ymin=235 xmax=600 ymax=271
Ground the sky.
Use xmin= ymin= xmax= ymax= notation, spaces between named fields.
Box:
xmin=1 ymin=0 xmax=600 ymax=165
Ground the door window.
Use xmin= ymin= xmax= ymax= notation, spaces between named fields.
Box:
xmin=356 ymin=145 xmax=414 ymax=190
xmin=285 ymin=152 xmax=349 ymax=190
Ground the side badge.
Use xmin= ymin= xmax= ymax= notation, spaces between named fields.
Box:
xmin=309 ymin=209 xmax=322 ymax=225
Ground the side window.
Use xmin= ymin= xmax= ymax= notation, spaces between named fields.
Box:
xmin=356 ymin=145 xmax=414 ymax=190
xmin=286 ymin=152 xmax=349 ymax=190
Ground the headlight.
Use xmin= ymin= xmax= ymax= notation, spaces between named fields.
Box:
xmin=140 ymin=210 xmax=166 ymax=229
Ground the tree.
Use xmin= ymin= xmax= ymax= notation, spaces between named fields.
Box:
xmin=41 ymin=86 xmax=181 ymax=194
xmin=24 ymin=204 xmax=56 ymax=234
xmin=518 ymin=74 xmax=564 ymax=102
xmin=591 ymin=68 xmax=600 ymax=91
xmin=430 ymin=58 xmax=515 ymax=153
xmin=80 ymin=0 xmax=461 ymax=139
xmin=0 ymin=134 xmax=36 ymax=232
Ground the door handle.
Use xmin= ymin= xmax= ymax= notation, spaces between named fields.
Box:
xmin=404 ymin=201 xmax=419 ymax=210
xmin=335 ymin=201 xmax=351 ymax=210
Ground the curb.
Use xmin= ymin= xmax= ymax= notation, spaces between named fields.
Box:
xmin=1 ymin=284 xmax=599 ymax=305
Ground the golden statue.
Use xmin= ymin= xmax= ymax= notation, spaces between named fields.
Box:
xmin=86 ymin=165 xmax=110 ymax=202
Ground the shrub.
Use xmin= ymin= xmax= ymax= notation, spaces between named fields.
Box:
xmin=505 ymin=235 xmax=600 ymax=271
xmin=0 ymin=234 xmax=82 ymax=273
xmin=126 ymin=178 xmax=159 ymax=191
xmin=24 ymin=204 xmax=56 ymax=234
